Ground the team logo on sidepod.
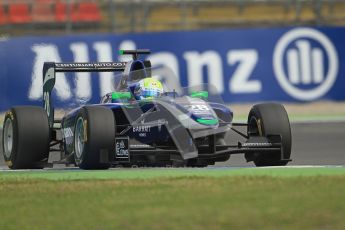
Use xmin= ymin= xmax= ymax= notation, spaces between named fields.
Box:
xmin=273 ymin=28 xmax=338 ymax=101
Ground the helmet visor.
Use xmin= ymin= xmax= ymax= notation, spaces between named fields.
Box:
xmin=141 ymin=88 xmax=162 ymax=98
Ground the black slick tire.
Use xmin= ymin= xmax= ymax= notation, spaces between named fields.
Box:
xmin=73 ymin=106 xmax=115 ymax=170
xmin=2 ymin=106 xmax=50 ymax=169
xmin=246 ymin=103 xmax=292 ymax=166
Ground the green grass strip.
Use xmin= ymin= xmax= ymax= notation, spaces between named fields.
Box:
xmin=0 ymin=172 xmax=345 ymax=230
xmin=0 ymin=167 xmax=344 ymax=181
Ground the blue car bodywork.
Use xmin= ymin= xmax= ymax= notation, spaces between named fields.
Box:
xmin=41 ymin=50 xmax=287 ymax=168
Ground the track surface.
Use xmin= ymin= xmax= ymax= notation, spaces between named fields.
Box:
xmin=0 ymin=122 xmax=344 ymax=168
xmin=218 ymin=121 xmax=345 ymax=166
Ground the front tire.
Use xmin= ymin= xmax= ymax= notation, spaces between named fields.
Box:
xmin=2 ymin=106 xmax=50 ymax=169
xmin=73 ymin=106 xmax=115 ymax=170
xmin=246 ymin=103 xmax=292 ymax=167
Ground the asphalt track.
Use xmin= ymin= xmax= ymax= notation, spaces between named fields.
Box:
xmin=0 ymin=121 xmax=344 ymax=169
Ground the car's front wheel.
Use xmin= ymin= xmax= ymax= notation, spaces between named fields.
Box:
xmin=246 ymin=103 xmax=292 ymax=167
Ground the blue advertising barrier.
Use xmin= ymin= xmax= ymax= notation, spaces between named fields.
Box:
xmin=1 ymin=27 xmax=345 ymax=111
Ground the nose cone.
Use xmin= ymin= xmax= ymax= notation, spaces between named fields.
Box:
xmin=183 ymin=102 xmax=219 ymax=126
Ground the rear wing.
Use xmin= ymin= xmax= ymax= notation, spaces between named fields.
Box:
xmin=42 ymin=62 xmax=126 ymax=128
xmin=43 ymin=50 xmax=151 ymax=128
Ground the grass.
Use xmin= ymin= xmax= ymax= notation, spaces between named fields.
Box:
xmin=0 ymin=167 xmax=345 ymax=230
xmin=1 ymin=166 xmax=345 ymax=180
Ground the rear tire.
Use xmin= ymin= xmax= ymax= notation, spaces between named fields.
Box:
xmin=2 ymin=106 xmax=50 ymax=169
xmin=73 ymin=106 xmax=115 ymax=170
xmin=246 ymin=103 xmax=292 ymax=167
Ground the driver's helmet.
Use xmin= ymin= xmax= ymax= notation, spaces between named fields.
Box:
xmin=133 ymin=77 xmax=163 ymax=100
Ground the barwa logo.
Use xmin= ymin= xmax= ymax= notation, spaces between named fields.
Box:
xmin=273 ymin=28 xmax=338 ymax=101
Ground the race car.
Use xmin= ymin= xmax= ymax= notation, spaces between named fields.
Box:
xmin=2 ymin=49 xmax=292 ymax=169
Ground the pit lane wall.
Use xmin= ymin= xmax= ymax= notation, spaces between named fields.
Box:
xmin=0 ymin=27 xmax=345 ymax=111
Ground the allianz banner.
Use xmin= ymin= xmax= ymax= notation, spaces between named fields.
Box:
xmin=0 ymin=27 xmax=345 ymax=111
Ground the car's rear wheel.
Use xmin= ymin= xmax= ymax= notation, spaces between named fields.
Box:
xmin=246 ymin=103 xmax=292 ymax=167
xmin=73 ymin=106 xmax=115 ymax=170
xmin=2 ymin=106 xmax=50 ymax=169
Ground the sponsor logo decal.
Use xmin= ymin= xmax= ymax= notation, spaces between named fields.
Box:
xmin=132 ymin=125 xmax=151 ymax=137
xmin=55 ymin=62 xmax=126 ymax=68
xmin=63 ymin=127 xmax=73 ymax=145
xmin=115 ymin=137 xmax=129 ymax=160
xmin=273 ymin=27 xmax=338 ymax=101
xmin=184 ymin=104 xmax=212 ymax=115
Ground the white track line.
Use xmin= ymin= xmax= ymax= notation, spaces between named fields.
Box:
xmin=0 ymin=165 xmax=344 ymax=172
xmin=261 ymin=165 xmax=345 ymax=169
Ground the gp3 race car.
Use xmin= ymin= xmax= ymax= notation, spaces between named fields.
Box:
xmin=2 ymin=49 xmax=292 ymax=169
